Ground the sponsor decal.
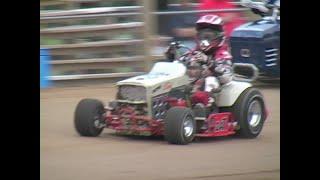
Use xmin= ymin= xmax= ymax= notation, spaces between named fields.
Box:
xmin=240 ymin=49 xmax=251 ymax=57
xmin=163 ymin=82 xmax=172 ymax=91
xmin=215 ymin=118 xmax=227 ymax=131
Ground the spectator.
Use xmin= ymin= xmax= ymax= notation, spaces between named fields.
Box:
xmin=167 ymin=0 xmax=198 ymax=50
xmin=152 ymin=0 xmax=170 ymax=56
xmin=157 ymin=0 xmax=169 ymax=36
xmin=198 ymin=0 xmax=245 ymax=37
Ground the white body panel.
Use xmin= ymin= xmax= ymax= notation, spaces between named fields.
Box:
xmin=116 ymin=62 xmax=252 ymax=108
xmin=117 ymin=62 xmax=188 ymax=88
xmin=216 ymin=81 xmax=252 ymax=107
xmin=117 ymin=62 xmax=190 ymax=97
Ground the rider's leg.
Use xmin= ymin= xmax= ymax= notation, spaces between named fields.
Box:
xmin=204 ymin=76 xmax=221 ymax=113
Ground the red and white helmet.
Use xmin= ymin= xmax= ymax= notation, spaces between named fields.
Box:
xmin=196 ymin=15 xmax=226 ymax=54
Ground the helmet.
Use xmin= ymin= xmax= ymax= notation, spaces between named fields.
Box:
xmin=196 ymin=15 xmax=226 ymax=54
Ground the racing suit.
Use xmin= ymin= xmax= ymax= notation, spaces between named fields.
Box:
xmin=191 ymin=45 xmax=233 ymax=109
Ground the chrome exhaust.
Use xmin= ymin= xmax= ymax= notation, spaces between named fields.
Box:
xmin=232 ymin=63 xmax=259 ymax=82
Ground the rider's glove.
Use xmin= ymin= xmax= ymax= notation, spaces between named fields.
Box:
xmin=165 ymin=46 xmax=176 ymax=61
xmin=193 ymin=51 xmax=208 ymax=64
xmin=215 ymin=64 xmax=233 ymax=84
xmin=214 ymin=65 xmax=226 ymax=76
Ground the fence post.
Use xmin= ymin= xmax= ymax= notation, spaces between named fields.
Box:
xmin=40 ymin=48 xmax=52 ymax=88
xmin=140 ymin=0 xmax=156 ymax=72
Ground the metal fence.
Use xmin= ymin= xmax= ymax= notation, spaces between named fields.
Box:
xmin=40 ymin=1 xmax=252 ymax=85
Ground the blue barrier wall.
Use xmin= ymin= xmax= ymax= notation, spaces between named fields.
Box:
xmin=40 ymin=48 xmax=52 ymax=88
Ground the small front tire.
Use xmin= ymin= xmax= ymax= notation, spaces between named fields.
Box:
xmin=74 ymin=99 xmax=105 ymax=137
xmin=164 ymin=107 xmax=195 ymax=145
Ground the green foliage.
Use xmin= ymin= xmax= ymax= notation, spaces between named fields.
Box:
xmin=40 ymin=37 xmax=64 ymax=45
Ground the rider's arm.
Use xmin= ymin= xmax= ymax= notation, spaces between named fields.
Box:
xmin=213 ymin=51 xmax=233 ymax=84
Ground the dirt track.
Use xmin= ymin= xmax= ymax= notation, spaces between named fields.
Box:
xmin=40 ymin=84 xmax=280 ymax=180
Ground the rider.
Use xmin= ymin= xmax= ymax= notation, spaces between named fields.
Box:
xmin=193 ymin=14 xmax=233 ymax=110
xmin=241 ymin=0 xmax=280 ymax=17
xmin=166 ymin=14 xmax=233 ymax=112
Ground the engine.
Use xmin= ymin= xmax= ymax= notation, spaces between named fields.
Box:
xmin=116 ymin=85 xmax=170 ymax=120
xmin=114 ymin=85 xmax=148 ymax=116
xmin=151 ymin=93 xmax=169 ymax=120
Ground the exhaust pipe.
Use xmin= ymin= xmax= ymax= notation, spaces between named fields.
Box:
xmin=232 ymin=63 xmax=259 ymax=82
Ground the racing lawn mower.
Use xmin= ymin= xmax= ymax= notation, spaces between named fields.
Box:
xmin=231 ymin=0 xmax=280 ymax=82
xmin=74 ymin=43 xmax=268 ymax=145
